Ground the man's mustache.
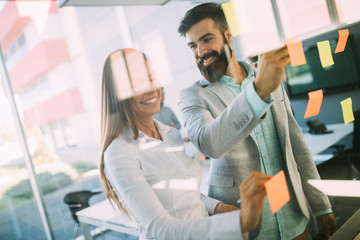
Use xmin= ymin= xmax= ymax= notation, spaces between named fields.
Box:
xmin=196 ymin=51 xmax=218 ymax=65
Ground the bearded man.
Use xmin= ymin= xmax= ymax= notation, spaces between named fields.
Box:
xmin=177 ymin=3 xmax=337 ymax=240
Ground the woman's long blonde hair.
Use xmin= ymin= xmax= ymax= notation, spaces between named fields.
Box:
xmin=99 ymin=48 xmax=154 ymax=215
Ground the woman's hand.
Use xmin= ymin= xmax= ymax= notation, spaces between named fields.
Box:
xmin=239 ymin=171 xmax=271 ymax=233
xmin=214 ymin=202 xmax=239 ymax=214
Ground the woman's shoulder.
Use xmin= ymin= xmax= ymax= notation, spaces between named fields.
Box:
xmin=154 ymin=120 xmax=183 ymax=144
xmin=104 ymin=135 xmax=137 ymax=162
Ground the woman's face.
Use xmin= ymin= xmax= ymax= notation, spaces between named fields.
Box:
xmin=129 ymin=88 xmax=161 ymax=119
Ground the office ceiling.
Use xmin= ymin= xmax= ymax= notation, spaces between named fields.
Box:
xmin=58 ymin=0 xmax=226 ymax=8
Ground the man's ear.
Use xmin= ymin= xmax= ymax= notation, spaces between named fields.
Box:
xmin=224 ymin=28 xmax=233 ymax=46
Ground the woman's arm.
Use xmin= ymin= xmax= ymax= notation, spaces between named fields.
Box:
xmin=104 ymin=141 xmax=243 ymax=240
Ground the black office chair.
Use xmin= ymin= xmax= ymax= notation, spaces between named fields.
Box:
xmin=63 ymin=190 xmax=103 ymax=239
xmin=317 ymin=110 xmax=360 ymax=180
xmin=349 ymin=109 xmax=360 ymax=179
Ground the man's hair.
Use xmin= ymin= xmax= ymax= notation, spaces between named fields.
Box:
xmin=178 ymin=3 xmax=228 ymax=37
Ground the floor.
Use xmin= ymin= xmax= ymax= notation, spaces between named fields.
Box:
xmin=316 ymin=151 xmax=360 ymax=238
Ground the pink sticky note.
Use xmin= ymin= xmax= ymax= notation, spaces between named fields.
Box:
xmin=287 ymin=39 xmax=306 ymax=67
xmin=304 ymin=90 xmax=323 ymax=119
xmin=335 ymin=29 xmax=349 ymax=53
xmin=265 ymin=170 xmax=290 ymax=214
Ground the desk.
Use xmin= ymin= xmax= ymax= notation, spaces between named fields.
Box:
xmin=303 ymin=123 xmax=353 ymax=156
xmin=76 ymin=200 xmax=139 ymax=240
xmin=329 ymin=208 xmax=360 ymax=240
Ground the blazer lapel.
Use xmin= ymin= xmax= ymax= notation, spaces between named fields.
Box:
xmin=270 ymin=88 xmax=287 ymax=158
xmin=205 ymin=81 xmax=233 ymax=107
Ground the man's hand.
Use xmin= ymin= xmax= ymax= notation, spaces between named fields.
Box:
xmin=317 ymin=212 xmax=338 ymax=239
xmin=239 ymin=171 xmax=271 ymax=233
xmin=214 ymin=202 xmax=239 ymax=214
xmin=253 ymin=45 xmax=290 ymax=101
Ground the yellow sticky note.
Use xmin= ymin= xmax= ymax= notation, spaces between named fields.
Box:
xmin=340 ymin=97 xmax=355 ymax=125
xmin=264 ymin=170 xmax=290 ymax=214
xmin=317 ymin=40 xmax=334 ymax=68
xmin=222 ymin=1 xmax=249 ymax=36
xmin=222 ymin=1 xmax=241 ymax=36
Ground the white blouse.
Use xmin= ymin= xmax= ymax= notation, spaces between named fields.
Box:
xmin=104 ymin=120 xmax=243 ymax=240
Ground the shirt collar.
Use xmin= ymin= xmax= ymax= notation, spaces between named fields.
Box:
xmin=219 ymin=60 xmax=255 ymax=89
xmin=123 ymin=119 xmax=171 ymax=142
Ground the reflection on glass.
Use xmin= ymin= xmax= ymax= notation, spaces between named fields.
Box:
xmin=335 ymin=0 xmax=360 ymax=23
xmin=285 ymin=37 xmax=360 ymax=97
xmin=0 ymin=87 xmax=48 ymax=240
xmin=277 ymin=0 xmax=331 ymax=38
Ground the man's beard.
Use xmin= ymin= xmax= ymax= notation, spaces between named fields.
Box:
xmin=197 ymin=43 xmax=232 ymax=83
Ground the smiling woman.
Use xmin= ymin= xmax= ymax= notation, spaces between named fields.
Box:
xmin=98 ymin=48 xmax=271 ymax=240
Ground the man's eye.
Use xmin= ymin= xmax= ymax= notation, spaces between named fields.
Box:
xmin=189 ymin=44 xmax=196 ymax=49
xmin=204 ymin=38 xmax=212 ymax=43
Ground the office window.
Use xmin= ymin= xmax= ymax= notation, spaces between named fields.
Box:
xmin=277 ymin=0 xmax=331 ymax=38
xmin=2 ymin=0 xmax=358 ymax=239
xmin=335 ymin=0 xmax=360 ymax=23
xmin=0 ymin=87 xmax=48 ymax=239
xmin=0 ymin=1 xmax=194 ymax=238
xmin=18 ymin=34 xmax=26 ymax=47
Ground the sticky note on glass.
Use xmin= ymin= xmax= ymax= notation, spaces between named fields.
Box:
xmin=110 ymin=50 xmax=134 ymax=100
xmin=222 ymin=0 xmax=249 ymax=36
xmin=335 ymin=29 xmax=349 ymax=53
xmin=286 ymin=39 xmax=306 ymax=67
xmin=124 ymin=48 xmax=152 ymax=95
xmin=317 ymin=40 xmax=334 ymax=68
xmin=304 ymin=90 xmax=323 ymax=119
xmin=265 ymin=170 xmax=290 ymax=214
xmin=340 ymin=97 xmax=355 ymax=125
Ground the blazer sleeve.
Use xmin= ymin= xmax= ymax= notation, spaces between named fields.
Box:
xmin=170 ymin=109 xmax=182 ymax=130
xmin=177 ymin=85 xmax=263 ymax=158
xmin=104 ymin=142 xmax=243 ymax=240
xmin=200 ymin=193 xmax=222 ymax=215
xmin=282 ymin=86 xmax=331 ymax=212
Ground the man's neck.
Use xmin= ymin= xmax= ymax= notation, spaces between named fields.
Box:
xmin=225 ymin=56 xmax=248 ymax=85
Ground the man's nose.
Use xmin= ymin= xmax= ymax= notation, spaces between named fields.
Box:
xmin=197 ymin=44 xmax=208 ymax=58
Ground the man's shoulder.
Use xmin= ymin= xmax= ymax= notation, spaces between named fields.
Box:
xmin=180 ymin=79 xmax=209 ymax=95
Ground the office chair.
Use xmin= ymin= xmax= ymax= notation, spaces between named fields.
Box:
xmin=317 ymin=110 xmax=360 ymax=180
xmin=63 ymin=190 xmax=103 ymax=239
xmin=349 ymin=109 xmax=360 ymax=179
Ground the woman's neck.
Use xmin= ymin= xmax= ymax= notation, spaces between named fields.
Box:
xmin=135 ymin=117 xmax=162 ymax=140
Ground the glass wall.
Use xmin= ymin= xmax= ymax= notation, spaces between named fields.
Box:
xmin=0 ymin=0 xmax=359 ymax=239
xmin=277 ymin=0 xmax=331 ymax=38
xmin=335 ymin=0 xmax=360 ymax=23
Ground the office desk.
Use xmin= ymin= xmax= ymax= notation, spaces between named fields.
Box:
xmin=76 ymin=200 xmax=140 ymax=240
xmin=329 ymin=208 xmax=360 ymax=240
xmin=303 ymin=123 xmax=353 ymax=156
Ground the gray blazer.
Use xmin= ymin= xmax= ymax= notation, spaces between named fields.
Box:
xmin=178 ymin=78 xmax=331 ymax=219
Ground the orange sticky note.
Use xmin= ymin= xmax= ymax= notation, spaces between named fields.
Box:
xmin=317 ymin=40 xmax=334 ymax=68
xmin=304 ymin=90 xmax=323 ymax=118
xmin=335 ymin=29 xmax=349 ymax=53
xmin=286 ymin=39 xmax=306 ymax=67
xmin=340 ymin=97 xmax=355 ymax=125
xmin=199 ymin=155 xmax=207 ymax=161
xmin=264 ymin=170 xmax=290 ymax=214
